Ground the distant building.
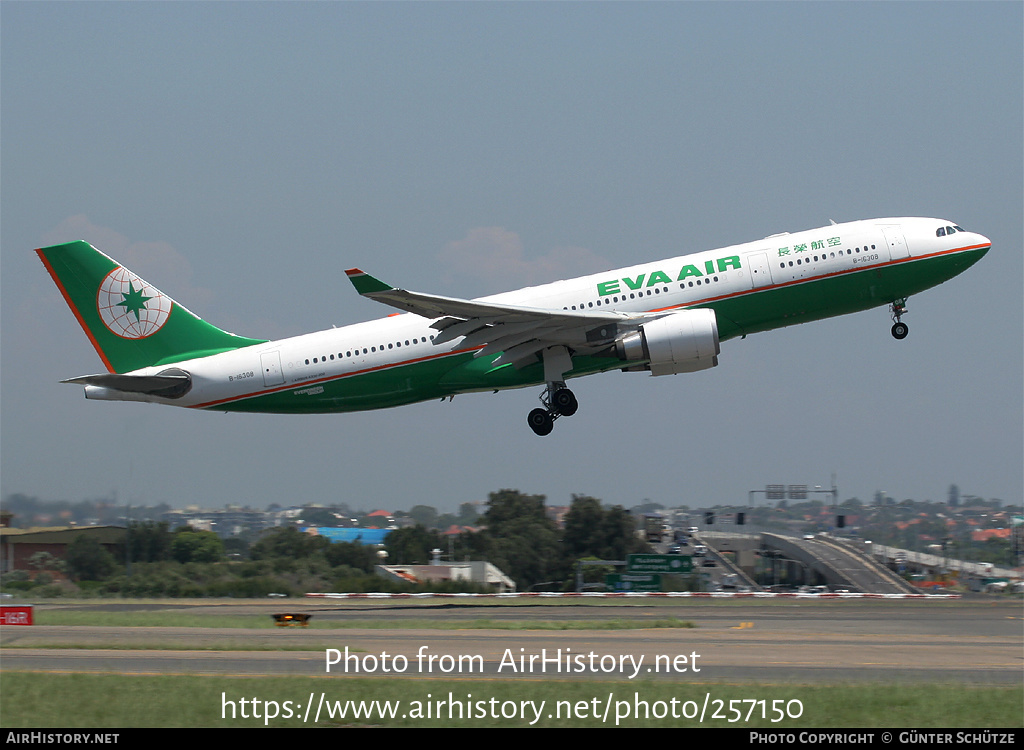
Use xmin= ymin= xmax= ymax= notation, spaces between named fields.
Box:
xmin=546 ymin=506 xmax=570 ymax=527
xmin=971 ymin=528 xmax=1011 ymax=542
xmin=161 ymin=506 xmax=272 ymax=537
xmin=303 ymin=527 xmax=389 ymax=545
xmin=0 ymin=526 xmax=124 ymax=574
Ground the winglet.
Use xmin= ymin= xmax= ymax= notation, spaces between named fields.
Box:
xmin=345 ymin=268 xmax=394 ymax=296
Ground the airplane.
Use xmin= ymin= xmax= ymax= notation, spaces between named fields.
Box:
xmin=37 ymin=217 xmax=990 ymax=435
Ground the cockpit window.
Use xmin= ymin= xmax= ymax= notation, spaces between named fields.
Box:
xmin=954 ymin=225 xmax=965 ymax=232
xmin=936 ymin=227 xmax=946 ymax=237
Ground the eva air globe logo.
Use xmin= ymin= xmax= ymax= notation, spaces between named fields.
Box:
xmin=96 ymin=267 xmax=172 ymax=339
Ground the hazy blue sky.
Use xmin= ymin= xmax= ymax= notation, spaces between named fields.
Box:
xmin=3 ymin=2 xmax=1021 ymax=514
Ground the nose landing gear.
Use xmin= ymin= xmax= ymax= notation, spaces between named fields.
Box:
xmin=890 ymin=299 xmax=909 ymax=340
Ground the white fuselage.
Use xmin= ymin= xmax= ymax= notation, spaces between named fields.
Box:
xmin=90 ymin=217 xmax=989 ymax=412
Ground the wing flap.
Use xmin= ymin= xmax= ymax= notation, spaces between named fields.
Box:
xmin=431 ymin=317 xmax=500 ymax=345
xmin=489 ymin=339 xmax=553 ymax=369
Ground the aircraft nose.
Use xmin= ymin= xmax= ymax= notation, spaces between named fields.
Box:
xmin=974 ymin=232 xmax=992 ymax=254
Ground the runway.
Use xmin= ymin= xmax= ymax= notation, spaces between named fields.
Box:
xmin=2 ymin=599 xmax=1020 ymax=684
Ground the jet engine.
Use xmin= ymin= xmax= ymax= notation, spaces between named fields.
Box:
xmin=615 ymin=309 xmax=720 ymax=375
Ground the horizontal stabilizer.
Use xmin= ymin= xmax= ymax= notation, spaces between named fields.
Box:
xmin=63 ymin=370 xmax=192 ymax=399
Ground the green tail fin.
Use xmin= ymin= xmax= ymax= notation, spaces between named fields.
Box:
xmin=37 ymin=240 xmax=266 ymax=373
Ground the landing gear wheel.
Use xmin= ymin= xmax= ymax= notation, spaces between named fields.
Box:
xmin=889 ymin=299 xmax=909 ymax=340
xmin=527 ymin=408 xmax=554 ymax=436
xmin=551 ymin=388 xmax=578 ymax=417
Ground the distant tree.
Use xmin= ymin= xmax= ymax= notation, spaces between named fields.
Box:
xmin=630 ymin=501 xmax=665 ymax=516
xmin=28 ymin=551 xmax=66 ymax=576
xmin=562 ymin=495 xmax=606 ymax=554
xmin=562 ymin=495 xmax=649 ymax=565
xmin=457 ymin=503 xmax=480 ymax=526
xmin=476 ymin=489 xmax=562 ymax=589
xmin=357 ymin=514 xmax=388 ymax=528
xmin=65 ymin=536 xmax=117 ymax=581
xmin=299 ymin=507 xmax=342 ymax=526
xmin=171 ymin=529 xmax=225 ymax=563
xmin=126 ymin=520 xmax=172 ymax=562
xmin=250 ymin=527 xmax=329 ymax=560
xmin=324 ymin=541 xmax=378 ymax=572
xmin=434 ymin=513 xmax=459 ymax=530
xmin=222 ymin=536 xmax=250 ymax=558
xmin=384 ymin=525 xmax=443 ymax=565
xmin=408 ymin=505 xmax=439 ymax=528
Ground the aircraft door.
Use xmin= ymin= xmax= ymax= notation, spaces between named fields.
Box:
xmin=747 ymin=252 xmax=774 ymax=289
xmin=261 ymin=351 xmax=284 ymax=387
xmin=881 ymin=225 xmax=910 ymax=260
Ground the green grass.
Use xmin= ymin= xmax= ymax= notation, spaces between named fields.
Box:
xmin=1 ymin=673 xmax=1019 ymax=728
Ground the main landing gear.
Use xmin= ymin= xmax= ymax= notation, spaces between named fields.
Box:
xmin=527 ymin=346 xmax=578 ymax=436
xmin=890 ymin=299 xmax=909 ymax=340
xmin=527 ymin=382 xmax=578 ymax=436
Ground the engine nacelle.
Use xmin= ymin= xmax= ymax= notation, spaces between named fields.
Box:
xmin=616 ymin=309 xmax=720 ymax=376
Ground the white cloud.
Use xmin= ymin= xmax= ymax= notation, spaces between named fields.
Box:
xmin=438 ymin=227 xmax=611 ymax=292
xmin=40 ymin=215 xmax=214 ymax=308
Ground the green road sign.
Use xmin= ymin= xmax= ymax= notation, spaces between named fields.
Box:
xmin=627 ymin=554 xmax=693 ymax=573
xmin=606 ymin=574 xmax=662 ymax=592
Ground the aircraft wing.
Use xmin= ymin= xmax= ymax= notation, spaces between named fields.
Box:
xmin=345 ymin=268 xmax=648 ymax=368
